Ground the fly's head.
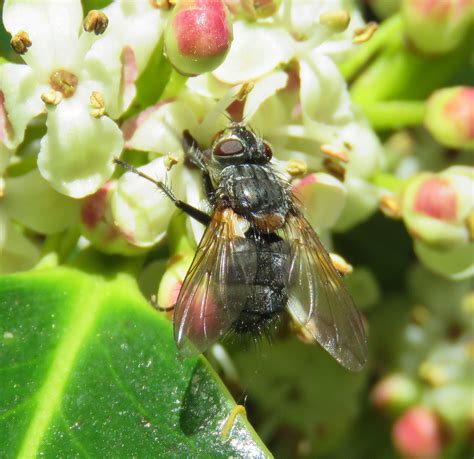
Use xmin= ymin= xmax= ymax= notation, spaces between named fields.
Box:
xmin=211 ymin=124 xmax=273 ymax=168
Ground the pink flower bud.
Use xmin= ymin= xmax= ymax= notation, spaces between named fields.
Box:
xmin=157 ymin=254 xmax=193 ymax=311
xmin=392 ymin=406 xmax=443 ymax=458
xmin=425 ymin=86 xmax=474 ymax=150
xmin=292 ymin=173 xmax=347 ymax=229
xmin=413 ymin=177 xmax=457 ymax=221
xmin=402 ymin=0 xmax=473 ymax=54
xmin=401 ymin=168 xmax=473 ymax=248
xmin=164 ymin=0 xmax=233 ymax=76
xmin=80 ymin=182 xmax=146 ymax=256
xmin=371 ymin=374 xmax=419 ymax=414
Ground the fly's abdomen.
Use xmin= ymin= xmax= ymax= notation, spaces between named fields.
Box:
xmin=226 ymin=235 xmax=290 ymax=336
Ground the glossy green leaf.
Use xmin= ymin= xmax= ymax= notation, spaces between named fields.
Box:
xmin=0 ymin=261 xmax=270 ymax=458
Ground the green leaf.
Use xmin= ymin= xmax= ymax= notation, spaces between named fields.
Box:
xmin=0 ymin=262 xmax=270 ymax=458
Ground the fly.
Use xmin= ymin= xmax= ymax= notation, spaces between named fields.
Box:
xmin=115 ymin=124 xmax=368 ymax=371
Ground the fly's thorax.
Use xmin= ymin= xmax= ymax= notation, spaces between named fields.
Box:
xmin=217 ymin=163 xmax=291 ymax=232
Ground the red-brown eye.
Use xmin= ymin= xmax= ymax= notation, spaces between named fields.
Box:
xmin=263 ymin=142 xmax=273 ymax=160
xmin=214 ymin=138 xmax=245 ymax=157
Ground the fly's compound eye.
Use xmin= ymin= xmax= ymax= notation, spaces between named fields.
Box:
xmin=214 ymin=138 xmax=245 ymax=158
xmin=255 ymin=141 xmax=273 ymax=164
xmin=263 ymin=142 xmax=273 ymax=161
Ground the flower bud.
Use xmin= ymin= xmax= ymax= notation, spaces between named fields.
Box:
xmin=111 ymin=157 xmax=181 ymax=248
xmin=224 ymin=0 xmax=281 ymax=19
xmin=371 ymin=373 xmax=420 ymax=414
xmin=401 ymin=167 xmax=474 ymax=248
xmin=402 ymin=0 xmax=473 ymax=54
xmin=414 ymin=239 xmax=474 ymax=280
xmin=345 ymin=267 xmax=381 ymax=310
xmin=292 ymin=172 xmax=347 ymax=229
xmin=164 ymin=0 xmax=233 ymax=76
xmin=392 ymin=406 xmax=443 ymax=459
xmin=252 ymin=0 xmax=281 ymax=18
xmin=157 ymin=253 xmax=194 ymax=311
xmin=367 ymin=0 xmax=401 ymax=19
xmin=80 ymin=181 xmax=146 ymax=256
xmin=425 ymin=87 xmax=474 ymax=150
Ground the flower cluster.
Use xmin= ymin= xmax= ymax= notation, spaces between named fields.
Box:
xmin=0 ymin=0 xmax=473 ymax=456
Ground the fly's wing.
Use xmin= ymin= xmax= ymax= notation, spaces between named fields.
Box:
xmin=174 ymin=208 xmax=251 ymax=356
xmin=284 ymin=210 xmax=368 ymax=371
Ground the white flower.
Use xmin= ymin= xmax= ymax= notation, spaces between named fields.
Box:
xmin=0 ymin=0 xmax=133 ymax=198
xmin=0 ymin=167 xmax=79 ymax=273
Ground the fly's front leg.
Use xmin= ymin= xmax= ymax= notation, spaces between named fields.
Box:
xmin=113 ymin=158 xmax=211 ymax=226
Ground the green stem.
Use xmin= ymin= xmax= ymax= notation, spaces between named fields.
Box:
xmin=357 ymin=100 xmax=426 ymax=130
xmin=339 ymin=14 xmax=403 ymax=80
xmin=371 ymin=172 xmax=404 ymax=193
xmin=160 ymin=69 xmax=188 ymax=100
xmin=35 ymin=233 xmax=62 ymax=270
xmin=350 ymin=30 xmax=473 ymax=105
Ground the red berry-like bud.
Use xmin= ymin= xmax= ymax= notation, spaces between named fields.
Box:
xmin=164 ymin=0 xmax=233 ymax=76
xmin=425 ymin=86 xmax=474 ymax=150
xmin=402 ymin=0 xmax=473 ymax=54
xmin=392 ymin=407 xmax=443 ymax=458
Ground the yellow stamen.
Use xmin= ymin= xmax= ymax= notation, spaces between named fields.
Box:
xmin=149 ymin=0 xmax=173 ymax=8
xmin=321 ymin=144 xmax=349 ymax=163
xmin=286 ymin=159 xmax=308 ymax=177
xmin=90 ymin=91 xmax=105 ymax=118
xmin=236 ymin=81 xmax=255 ymax=101
xmin=41 ymin=91 xmax=63 ymax=106
xmin=50 ymin=70 xmax=79 ymax=98
xmin=10 ymin=31 xmax=32 ymax=55
xmin=320 ymin=10 xmax=351 ymax=32
xmin=323 ymin=158 xmax=345 ymax=181
xmin=353 ymin=22 xmax=378 ymax=44
xmin=83 ymin=10 xmax=109 ymax=35
xmin=164 ymin=155 xmax=179 ymax=170
xmin=380 ymin=195 xmax=402 ymax=219
xmin=330 ymin=253 xmax=353 ymax=275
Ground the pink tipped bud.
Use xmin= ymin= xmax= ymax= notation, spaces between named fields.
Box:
xmin=292 ymin=172 xmax=347 ymax=229
xmin=392 ymin=406 xmax=443 ymax=459
xmin=425 ymin=86 xmax=474 ymax=150
xmin=371 ymin=374 xmax=419 ymax=414
xmin=157 ymin=253 xmax=194 ymax=311
xmin=413 ymin=177 xmax=457 ymax=221
xmin=401 ymin=168 xmax=473 ymax=248
xmin=80 ymin=182 xmax=145 ymax=256
xmin=164 ymin=0 xmax=233 ymax=76
xmin=402 ymin=0 xmax=473 ymax=54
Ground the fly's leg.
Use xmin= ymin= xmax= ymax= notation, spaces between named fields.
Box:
xmin=113 ymin=158 xmax=211 ymax=226
xmin=149 ymin=295 xmax=175 ymax=312
xmin=220 ymin=405 xmax=247 ymax=440
xmin=182 ymin=130 xmax=215 ymax=201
